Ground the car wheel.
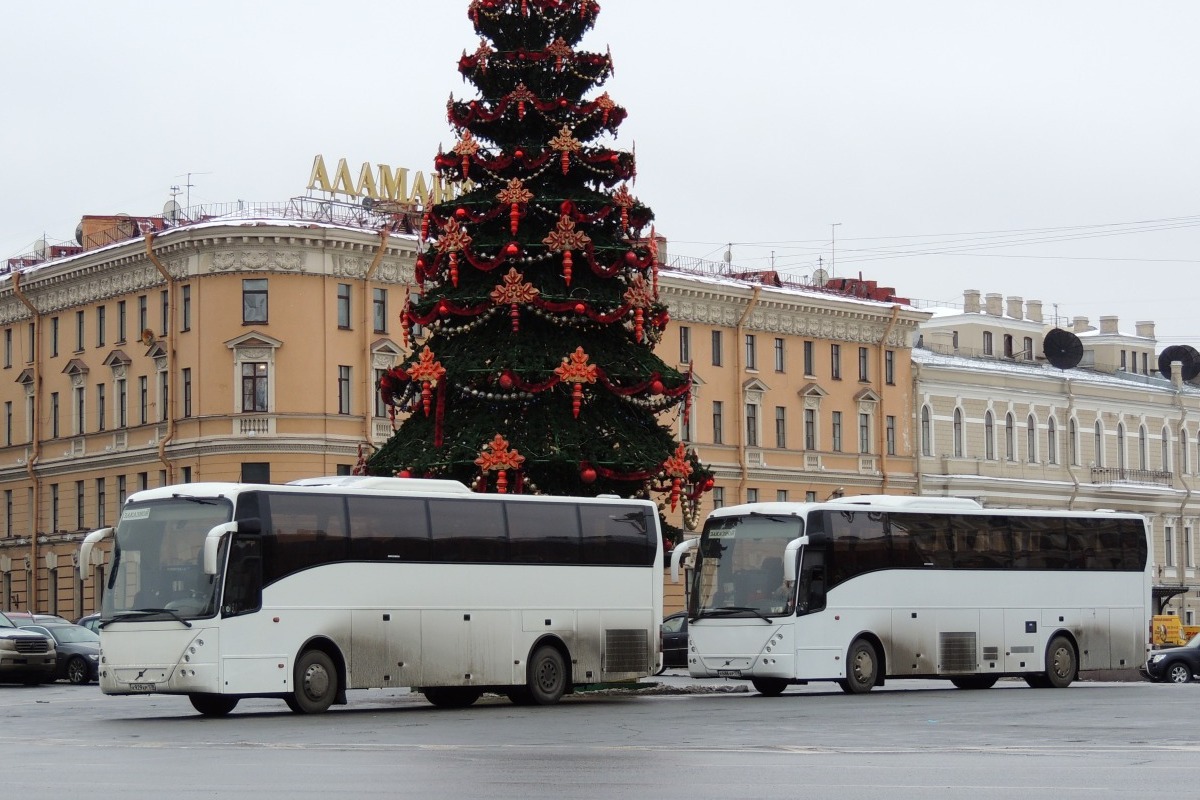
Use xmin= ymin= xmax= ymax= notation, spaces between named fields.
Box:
xmin=66 ymin=656 xmax=90 ymax=685
xmin=1166 ymin=661 xmax=1192 ymax=683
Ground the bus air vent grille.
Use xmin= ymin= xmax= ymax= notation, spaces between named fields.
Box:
xmin=604 ymin=629 xmax=650 ymax=673
xmin=939 ymin=631 xmax=978 ymax=673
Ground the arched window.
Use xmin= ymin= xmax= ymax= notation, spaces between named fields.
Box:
xmin=921 ymin=405 xmax=932 ymax=456
xmin=1005 ymin=412 xmax=1016 ymax=461
xmin=953 ymin=408 xmax=964 ymax=458
xmin=1138 ymin=425 xmax=1148 ymax=471
xmin=1117 ymin=423 xmax=1127 ymax=471
xmin=984 ymin=411 xmax=995 ymax=460
xmin=1047 ymin=417 xmax=1058 ymax=464
xmin=1182 ymin=428 xmax=1190 ymax=475
xmin=1069 ymin=418 xmax=1078 ymax=465
xmin=983 ymin=332 xmax=993 ymax=355
xmin=1026 ymin=414 xmax=1037 ymax=463
xmin=1162 ymin=427 xmax=1171 ymax=472
xmin=1094 ymin=421 xmax=1104 ymax=467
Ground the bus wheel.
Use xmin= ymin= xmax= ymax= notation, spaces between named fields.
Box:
xmin=506 ymin=688 xmax=535 ymax=705
xmin=950 ymin=675 xmax=998 ymax=690
xmin=751 ymin=677 xmax=788 ymax=696
xmin=291 ymin=649 xmax=338 ymax=714
xmin=189 ymin=693 xmax=239 ymax=717
xmin=1023 ymin=675 xmax=1051 ymax=689
xmin=424 ymin=688 xmax=483 ymax=708
xmin=527 ymin=645 xmax=567 ymax=705
xmin=839 ymin=638 xmax=879 ymax=694
xmin=1043 ymin=635 xmax=1076 ymax=688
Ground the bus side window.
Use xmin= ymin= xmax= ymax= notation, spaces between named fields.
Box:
xmin=797 ymin=549 xmax=826 ymax=614
xmin=223 ymin=536 xmax=262 ymax=617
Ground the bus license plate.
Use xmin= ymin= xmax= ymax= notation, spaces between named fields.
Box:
xmin=717 ymin=669 xmax=742 ymax=678
xmin=129 ymin=683 xmax=156 ymax=692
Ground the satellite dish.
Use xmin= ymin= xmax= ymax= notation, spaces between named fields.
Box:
xmin=811 ymin=268 xmax=829 ymax=287
xmin=1157 ymin=344 xmax=1200 ymax=382
xmin=1042 ymin=328 xmax=1083 ymax=370
xmin=32 ymin=239 xmax=47 ymax=259
xmin=75 ymin=222 xmax=84 ymax=245
xmin=361 ymin=197 xmax=376 ymax=211
xmin=162 ymin=200 xmax=182 ymax=225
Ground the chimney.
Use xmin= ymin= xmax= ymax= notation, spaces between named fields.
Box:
xmin=1072 ymin=316 xmax=1090 ymax=333
xmin=1025 ymin=300 xmax=1043 ymax=324
xmin=1135 ymin=321 xmax=1155 ymax=339
xmin=1099 ymin=316 xmax=1119 ymax=335
xmin=1006 ymin=296 xmax=1024 ymax=320
xmin=1172 ymin=361 xmax=1184 ymax=389
xmin=963 ymin=290 xmax=981 ymax=314
xmin=984 ymin=293 xmax=1003 ymax=316
xmin=927 ymin=330 xmax=955 ymax=354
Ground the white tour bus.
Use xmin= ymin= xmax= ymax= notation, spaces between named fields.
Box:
xmin=671 ymin=495 xmax=1150 ymax=695
xmin=79 ymin=476 xmax=663 ymax=716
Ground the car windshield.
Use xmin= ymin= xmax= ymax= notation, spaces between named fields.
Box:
xmin=47 ymin=626 xmax=99 ymax=644
xmin=0 ymin=612 xmax=13 ymax=628
xmin=103 ymin=497 xmax=233 ymax=622
xmin=691 ymin=512 xmax=804 ymax=618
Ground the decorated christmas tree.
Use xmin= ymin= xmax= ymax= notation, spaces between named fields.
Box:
xmin=368 ymin=0 xmax=713 ymax=533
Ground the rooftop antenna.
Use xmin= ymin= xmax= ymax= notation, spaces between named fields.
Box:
xmin=830 ymin=223 xmax=842 ymax=278
xmin=174 ymin=171 xmax=211 ymax=209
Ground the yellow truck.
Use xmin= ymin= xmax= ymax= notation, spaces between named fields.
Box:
xmin=1151 ymin=615 xmax=1200 ymax=648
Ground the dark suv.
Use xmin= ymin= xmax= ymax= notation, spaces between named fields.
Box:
xmin=1141 ymin=633 xmax=1200 ymax=683
xmin=0 ymin=611 xmax=57 ymax=685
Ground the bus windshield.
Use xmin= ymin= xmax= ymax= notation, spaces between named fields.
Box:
xmin=102 ymin=497 xmax=233 ymax=622
xmin=692 ymin=512 xmax=803 ymax=618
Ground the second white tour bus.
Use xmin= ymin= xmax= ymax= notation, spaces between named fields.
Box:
xmin=80 ymin=476 xmax=663 ymax=716
xmin=671 ymin=495 xmax=1150 ymax=695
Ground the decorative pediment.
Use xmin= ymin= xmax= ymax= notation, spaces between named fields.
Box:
xmin=62 ymin=358 xmax=89 ymax=376
xmin=854 ymin=388 xmax=881 ymax=403
xmin=145 ymin=342 xmax=168 ymax=360
xmin=370 ymin=338 xmax=405 ymax=357
xmin=101 ymin=350 xmax=132 ymax=368
xmin=798 ymin=382 xmax=827 ymax=398
xmin=742 ymin=378 xmax=771 ymax=393
xmin=15 ymin=368 xmax=34 ymax=386
xmin=225 ymin=331 xmax=284 ymax=351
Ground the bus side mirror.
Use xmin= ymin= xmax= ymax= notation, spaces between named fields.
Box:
xmin=783 ymin=536 xmax=807 ymax=583
xmin=78 ymin=528 xmax=113 ymax=579
xmin=670 ymin=537 xmax=699 ymax=583
xmin=203 ymin=523 xmax=240 ymax=576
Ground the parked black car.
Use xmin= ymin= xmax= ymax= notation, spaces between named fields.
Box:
xmin=660 ymin=611 xmax=689 ymax=670
xmin=1141 ymin=633 xmax=1200 ymax=683
xmin=20 ymin=623 xmax=100 ymax=685
xmin=75 ymin=613 xmax=101 ymax=634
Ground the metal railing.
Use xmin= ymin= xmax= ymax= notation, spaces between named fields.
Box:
xmin=1090 ymin=467 xmax=1173 ymax=488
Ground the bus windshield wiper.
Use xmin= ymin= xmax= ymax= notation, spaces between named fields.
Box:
xmin=105 ymin=609 xmax=193 ymax=628
xmin=747 ymin=512 xmax=800 ymax=523
xmin=171 ymin=494 xmax=220 ymax=505
xmin=697 ymin=606 xmax=774 ymax=623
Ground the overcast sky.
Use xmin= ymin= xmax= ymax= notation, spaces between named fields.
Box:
xmin=3 ymin=1 xmax=1198 ymax=346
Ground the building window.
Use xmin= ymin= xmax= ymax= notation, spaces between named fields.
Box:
xmin=775 ymin=406 xmax=786 ymax=448
xmin=1069 ymin=418 xmax=1078 ymax=465
xmin=338 ymin=366 xmax=352 ymax=415
xmin=1023 ymin=337 xmax=1033 ymax=359
xmin=1161 ymin=427 xmax=1170 ymax=472
xmin=1120 ymin=351 xmax=1127 ymax=371
xmin=678 ymin=326 xmax=690 ymax=364
xmin=983 ymin=331 xmax=993 ymax=355
xmin=830 ymin=344 xmax=841 ymax=380
xmin=884 ymin=350 xmax=895 ymax=385
xmin=805 ymin=408 xmax=816 ymax=450
xmin=953 ymin=408 xmax=963 ymax=457
xmin=159 ymin=370 xmax=169 ymax=422
xmin=50 ymin=392 xmax=60 ymax=438
xmin=1165 ymin=525 xmax=1175 ymax=567
xmin=117 ymin=475 xmax=127 ymax=507
xmin=1027 ymin=414 xmax=1037 ymax=463
xmin=50 ymin=484 xmax=59 ymax=532
xmin=774 ymin=338 xmax=785 ymax=372
xmin=138 ymin=472 xmax=148 ymax=491
xmin=4 ymin=401 xmax=11 ymax=446
xmin=242 ymin=279 xmax=268 ymax=324
xmin=139 ymin=377 xmax=148 ymax=425
xmin=1095 ymin=421 xmax=1104 ymax=467
xmin=160 ymin=290 xmax=169 ymax=335
xmin=711 ymin=331 xmax=722 ymax=367
xmin=241 ymin=462 xmax=271 ymax=484
xmin=4 ymin=490 xmax=11 ymax=537
xmin=746 ymin=488 xmax=759 ymax=504
xmin=745 ymin=403 xmax=759 ymax=447
xmin=1137 ymin=425 xmax=1147 ymax=471
xmin=138 ymin=295 xmax=148 ymax=334
xmin=745 ymin=335 xmax=757 ymax=371
xmin=182 ymin=369 xmax=192 ymax=418
xmin=181 ymin=286 xmax=191 ymax=331
xmin=73 ymin=386 xmax=85 ymax=434
xmin=95 ymin=384 xmax=106 ymax=433
xmin=1182 ymin=429 xmax=1190 ymax=475
xmin=96 ymin=306 xmax=106 ymax=347
xmin=51 ymin=317 xmax=59 ymax=358
xmin=75 ymin=311 xmax=85 ymax=352
xmin=1047 ymin=417 xmax=1058 ymax=464
xmin=242 ymin=363 xmax=268 ymax=412
xmin=1003 ymin=334 xmax=1014 ymax=358
xmin=96 ymin=478 xmax=106 ymax=528
xmin=984 ymin=411 xmax=995 ymax=460
xmin=712 ymin=487 xmax=725 ymax=509
xmin=712 ymin=401 xmax=724 ymax=445
xmin=27 ymin=322 xmax=34 ymax=362
xmin=776 ymin=490 xmax=788 ymax=502
xmin=803 ymin=341 xmax=814 ymax=375
xmin=1187 ymin=526 xmax=1195 ymax=568
xmin=858 ymin=347 xmax=869 ymax=382
xmin=118 ymin=300 xmax=127 ymax=343
xmin=1117 ymin=423 xmax=1127 ymax=470
xmin=886 ymin=415 xmax=896 ymax=456
xmin=805 ymin=491 xmax=817 ymax=503
xmin=181 ymin=466 xmax=192 ymax=483
xmin=373 ymin=288 xmax=388 ymax=333
xmin=337 ymin=283 xmax=352 ymax=329
xmin=858 ymin=413 xmax=870 ymax=453
xmin=832 ymin=411 xmax=843 ymax=452
xmin=117 ymin=379 xmax=128 ymax=428
xmin=76 ymin=480 xmax=85 ymax=530
xmin=3 ymin=328 xmax=10 ymax=368
xmin=375 ymin=369 xmax=388 ymax=418
xmin=921 ymin=406 xmax=932 ymax=456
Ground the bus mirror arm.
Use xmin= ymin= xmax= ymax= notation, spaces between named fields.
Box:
xmin=783 ymin=536 xmax=807 ymax=584
xmin=670 ymin=538 xmax=699 ymax=583
xmin=78 ymin=527 xmax=114 ymax=579
xmin=203 ymin=522 xmax=240 ymax=576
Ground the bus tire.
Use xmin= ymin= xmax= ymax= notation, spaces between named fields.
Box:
xmin=839 ymin=638 xmax=879 ymax=695
xmin=527 ymin=644 xmax=567 ymax=705
xmin=950 ymin=675 xmax=998 ymax=690
xmin=506 ymin=688 xmax=535 ymax=705
xmin=1043 ymin=635 xmax=1076 ymax=688
xmin=189 ymin=693 xmax=239 ymax=717
xmin=291 ymin=649 xmax=338 ymax=714
xmin=751 ymin=677 xmax=788 ymax=696
xmin=424 ymin=688 xmax=482 ymax=708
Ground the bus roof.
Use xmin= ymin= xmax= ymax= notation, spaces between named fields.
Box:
xmin=707 ymin=496 xmax=1148 ymax=521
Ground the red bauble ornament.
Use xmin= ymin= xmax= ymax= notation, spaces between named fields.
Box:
xmin=514 ymin=149 xmax=524 ymax=159
xmin=559 ymin=98 xmax=569 ymax=107
xmin=505 ymin=243 xmax=520 ymax=256
xmin=625 ymin=251 xmax=639 ymax=265
xmin=438 ymin=300 xmax=450 ymax=315
xmin=399 ymin=470 xmax=412 ymax=478
xmin=455 ymin=207 xmax=468 ymax=219
xmin=704 ymin=477 xmax=715 ymax=490
xmin=650 ymin=379 xmax=664 ymax=395
xmin=499 ymin=373 xmax=514 ymax=390
xmin=574 ymin=302 xmax=586 ymax=314
xmin=580 ymin=466 xmax=597 ymax=484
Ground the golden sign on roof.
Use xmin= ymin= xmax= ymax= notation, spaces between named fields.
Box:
xmin=307 ymin=155 xmax=465 ymax=208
